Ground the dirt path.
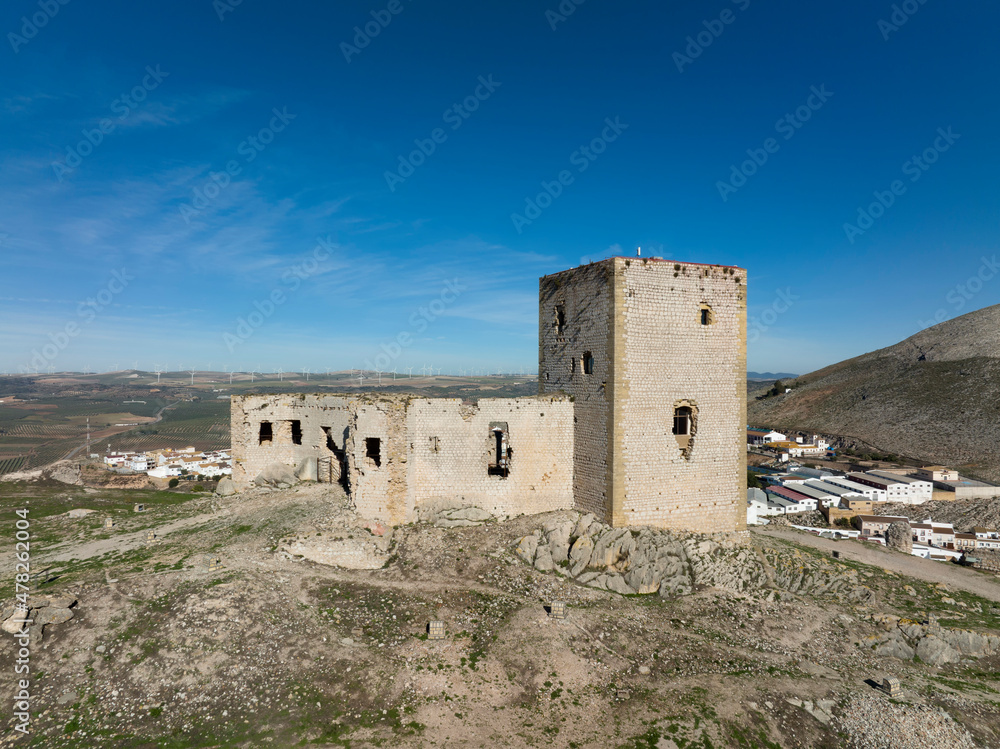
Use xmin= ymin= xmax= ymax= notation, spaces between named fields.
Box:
xmin=754 ymin=526 xmax=1000 ymax=603
xmin=39 ymin=508 xmax=223 ymax=564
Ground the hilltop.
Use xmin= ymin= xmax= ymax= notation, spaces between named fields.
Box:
xmin=2 ymin=479 xmax=1000 ymax=747
xmin=748 ymin=305 xmax=1000 ymax=482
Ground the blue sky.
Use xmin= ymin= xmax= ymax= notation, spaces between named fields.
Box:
xmin=2 ymin=0 xmax=998 ymax=376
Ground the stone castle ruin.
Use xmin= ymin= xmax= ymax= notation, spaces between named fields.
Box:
xmin=231 ymin=256 xmax=747 ymax=533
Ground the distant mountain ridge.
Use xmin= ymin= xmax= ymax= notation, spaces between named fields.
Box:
xmin=747 ymin=304 xmax=1000 ymax=482
xmin=747 ymin=371 xmax=799 ymax=380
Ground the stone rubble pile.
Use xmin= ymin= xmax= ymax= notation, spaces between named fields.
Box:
xmin=0 ymin=595 xmax=77 ymax=642
xmin=835 ymin=692 xmax=976 ymax=749
xmin=868 ymin=612 xmax=1000 ymax=665
xmin=516 ymin=512 xmax=875 ymax=601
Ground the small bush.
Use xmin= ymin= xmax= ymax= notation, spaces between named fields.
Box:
xmin=192 ymin=484 xmax=204 ymax=492
xmin=168 ymin=478 xmax=179 ymax=488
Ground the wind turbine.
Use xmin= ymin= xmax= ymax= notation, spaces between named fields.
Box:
xmin=375 ymin=368 xmax=382 ymax=387
xmin=153 ymin=364 xmax=162 ymax=384
xmin=304 ymin=368 xmax=310 ymax=381
xmin=406 ymin=366 xmax=413 ymax=379
xmin=229 ymin=371 xmax=235 ymax=384
xmin=392 ymin=368 xmax=397 ymax=382
xmin=357 ymin=372 xmax=365 ymax=388
xmin=189 ymin=370 xmax=196 ymax=386
xmin=277 ymin=367 xmax=283 ymax=382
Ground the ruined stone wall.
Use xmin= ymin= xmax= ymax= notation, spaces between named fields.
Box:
xmin=538 ymin=263 xmax=614 ymax=521
xmin=230 ymin=394 xmax=351 ymax=488
xmin=618 ymin=258 xmax=747 ymax=533
xmin=346 ymin=396 xmax=411 ymax=525
xmin=407 ymin=396 xmax=574 ymax=518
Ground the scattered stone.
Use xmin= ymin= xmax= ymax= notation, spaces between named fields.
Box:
xmin=67 ymin=508 xmax=95 ymax=518
xmin=215 ymin=476 xmax=236 ymax=496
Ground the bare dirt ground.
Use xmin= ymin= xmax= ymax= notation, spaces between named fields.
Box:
xmin=755 ymin=527 xmax=1000 ymax=603
xmin=0 ymin=482 xmax=999 ymax=748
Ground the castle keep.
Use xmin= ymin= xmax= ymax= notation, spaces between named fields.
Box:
xmin=231 ymin=256 xmax=747 ymax=533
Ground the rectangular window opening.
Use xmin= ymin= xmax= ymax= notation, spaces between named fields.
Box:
xmin=430 ymin=436 xmax=440 ymax=453
xmin=583 ymin=351 xmax=594 ymax=375
xmin=365 ymin=437 xmax=382 ymax=467
xmin=290 ymin=420 xmax=302 ymax=445
xmin=555 ymin=304 xmax=566 ymax=334
xmin=259 ymin=421 xmax=272 ymax=445
xmin=488 ymin=423 xmax=510 ymax=477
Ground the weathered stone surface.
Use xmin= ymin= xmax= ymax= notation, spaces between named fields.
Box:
xmin=886 ymin=521 xmax=913 ymax=553
xmin=533 ymin=545 xmax=554 ymax=572
xmin=215 ymin=476 xmax=236 ymax=496
xmin=1 ymin=610 xmax=30 ymax=634
xmin=877 ymin=633 xmax=916 ymax=661
xmin=515 ymin=533 xmax=539 ymax=565
xmin=35 ymin=607 xmax=74 ymax=626
xmin=295 ymin=457 xmax=318 ymax=482
xmin=286 ymin=537 xmax=388 ymax=570
xmin=67 ymin=508 xmax=95 ymax=518
xmin=916 ymin=635 xmax=962 ymax=666
xmin=254 ymin=462 xmax=297 ymax=488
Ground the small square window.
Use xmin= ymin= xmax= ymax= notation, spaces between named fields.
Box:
xmin=259 ymin=421 xmax=273 ymax=444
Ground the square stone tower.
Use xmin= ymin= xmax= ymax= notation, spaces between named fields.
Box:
xmin=539 ymin=256 xmax=747 ymax=533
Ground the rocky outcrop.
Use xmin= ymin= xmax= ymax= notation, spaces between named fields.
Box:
xmin=215 ymin=476 xmax=237 ymax=496
xmin=886 ymin=522 xmax=913 ymax=554
xmin=1 ymin=596 xmax=77 ymax=642
xmin=515 ymin=512 xmax=874 ymax=602
xmin=416 ymin=499 xmax=495 ymax=528
xmin=870 ymin=613 xmax=1000 ymax=665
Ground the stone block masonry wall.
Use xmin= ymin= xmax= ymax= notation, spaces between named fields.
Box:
xmin=347 ymin=397 xmax=411 ymax=525
xmin=540 ymin=257 xmax=746 ymax=534
xmin=407 ymin=396 xmax=574 ymax=519
xmin=230 ymin=394 xmax=351 ymax=488
xmin=618 ymin=258 xmax=747 ymax=533
xmin=539 ymin=263 xmax=614 ymax=520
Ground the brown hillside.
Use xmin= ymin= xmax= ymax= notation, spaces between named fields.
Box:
xmin=748 ymin=304 xmax=1000 ymax=482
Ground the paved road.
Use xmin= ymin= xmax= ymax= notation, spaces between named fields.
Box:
xmin=753 ymin=526 xmax=1000 ymax=603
